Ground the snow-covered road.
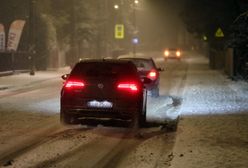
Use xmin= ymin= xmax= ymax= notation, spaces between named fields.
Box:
xmin=0 ymin=52 xmax=247 ymax=168
xmin=0 ymin=57 xmax=181 ymax=168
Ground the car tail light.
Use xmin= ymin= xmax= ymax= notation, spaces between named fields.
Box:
xmin=117 ymin=82 xmax=139 ymax=93
xmin=64 ymin=80 xmax=85 ymax=89
xmin=147 ymin=69 xmax=158 ymax=80
xmin=176 ymin=51 xmax=181 ymax=57
xmin=164 ymin=50 xmax=169 ymax=57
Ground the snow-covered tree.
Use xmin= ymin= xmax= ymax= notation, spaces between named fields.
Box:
xmin=229 ymin=11 xmax=248 ymax=48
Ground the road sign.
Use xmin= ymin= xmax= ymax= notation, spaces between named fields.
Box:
xmin=215 ymin=28 xmax=224 ymax=38
xmin=203 ymin=35 xmax=207 ymax=41
xmin=115 ymin=24 xmax=124 ymax=39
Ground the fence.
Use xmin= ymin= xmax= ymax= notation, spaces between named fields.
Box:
xmin=0 ymin=51 xmax=30 ymax=72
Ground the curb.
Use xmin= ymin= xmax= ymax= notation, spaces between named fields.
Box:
xmin=0 ymin=71 xmax=14 ymax=77
xmin=0 ymin=70 xmax=30 ymax=77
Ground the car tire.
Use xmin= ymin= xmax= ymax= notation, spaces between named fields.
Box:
xmin=129 ymin=108 xmax=142 ymax=129
xmin=139 ymin=111 xmax=146 ymax=128
xmin=139 ymin=91 xmax=147 ymax=127
xmin=151 ymin=87 xmax=159 ymax=97
xmin=161 ymin=117 xmax=179 ymax=132
xmin=60 ymin=110 xmax=79 ymax=125
xmin=130 ymin=94 xmax=147 ymax=129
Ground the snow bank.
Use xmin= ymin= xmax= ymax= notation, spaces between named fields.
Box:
xmin=170 ymin=54 xmax=248 ymax=168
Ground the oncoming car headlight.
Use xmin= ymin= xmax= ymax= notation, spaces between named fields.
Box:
xmin=176 ymin=51 xmax=181 ymax=57
xmin=164 ymin=50 xmax=169 ymax=57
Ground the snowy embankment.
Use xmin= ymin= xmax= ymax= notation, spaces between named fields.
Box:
xmin=0 ymin=68 xmax=70 ymax=92
xmin=179 ymin=56 xmax=248 ymax=115
xmin=170 ymin=55 xmax=248 ymax=168
xmin=147 ymin=96 xmax=180 ymax=122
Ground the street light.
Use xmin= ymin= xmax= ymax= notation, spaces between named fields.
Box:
xmin=132 ymin=0 xmax=139 ymax=56
xmin=114 ymin=4 xmax=119 ymax=10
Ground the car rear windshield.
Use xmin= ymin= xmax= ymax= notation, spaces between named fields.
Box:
xmin=120 ymin=58 xmax=155 ymax=71
xmin=70 ymin=62 xmax=137 ymax=78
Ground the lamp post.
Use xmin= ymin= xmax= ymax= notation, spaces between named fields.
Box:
xmin=132 ymin=0 xmax=139 ymax=56
xmin=71 ymin=0 xmax=78 ymax=63
xmin=29 ymin=0 xmax=36 ymax=75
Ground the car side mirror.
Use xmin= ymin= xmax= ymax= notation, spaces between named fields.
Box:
xmin=61 ymin=74 xmax=69 ymax=80
xmin=157 ymin=67 xmax=164 ymax=71
xmin=141 ymin=77 xmax=152 ymax=84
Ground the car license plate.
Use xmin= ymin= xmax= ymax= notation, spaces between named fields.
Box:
xmin=87 ymin=100 xmax=113 ymax=108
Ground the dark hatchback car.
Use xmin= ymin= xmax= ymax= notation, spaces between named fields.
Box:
xmin=118 ymin=56 xmax=163 ymax=97
xmin=60 ymin=59 xmax=148 ymax=127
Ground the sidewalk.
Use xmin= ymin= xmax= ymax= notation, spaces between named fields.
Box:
xmin=0 ymin=67 xmax=71 ymax=91
xmin=170 ymin=54 xmax=248 ymax=168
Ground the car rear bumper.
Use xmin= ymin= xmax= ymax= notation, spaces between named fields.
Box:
xmin=61 ymin=107 xmax=139 ymax=120
xmin=60 ymin=92 xmax=145 ymax=122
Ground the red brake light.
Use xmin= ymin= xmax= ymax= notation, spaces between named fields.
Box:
xmin=117 ymin=82 xmax=139 ymax=92
xmin=65 ymin=80 xmax=85 ymax=89
xmin=147 ymin=70 xmax=157 ymax=80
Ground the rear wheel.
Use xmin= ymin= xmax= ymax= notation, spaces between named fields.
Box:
xmin=130 ymin=96 xmax=147 ymax=129
xmin=60 ymin=110 xmax=79 ymax=125
xmin=161 ymin=117 xmax=179 ymax=132
xmin=129 ymin=110 xmax=140 ymax=129
xmin=140 ymin=93 xmax=147 ymax=127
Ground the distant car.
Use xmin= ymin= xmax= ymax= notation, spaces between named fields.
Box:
xmin=60 ymin=59 xmax=149 ymax=127
xmin=118 ymin=56 xmax=163 ymax=97
xmin=164 ymin=48 xmax=182 ymax=61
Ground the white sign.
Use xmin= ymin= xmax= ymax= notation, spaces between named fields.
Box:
xmin=7 ymin=20 xmax=26 ymax=51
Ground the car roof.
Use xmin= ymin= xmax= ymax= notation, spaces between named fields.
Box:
xmin=78 ymin=58 xmax=132 ymax=64
xmin=72 ymin=59 xmax=140 ymax=72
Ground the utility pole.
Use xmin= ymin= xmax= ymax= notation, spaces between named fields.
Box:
xmin=29 ymin=0 xmax=36 ymax=75
xmin=71 ymin=0 xmax=77 ymax=65
xmin=103 ymin=0 xmax=109 ymax=57
xmin=96 ymin=1 xmax=102 ymax=58
xmin=133 ymin=0 xmax=138 ymax=57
